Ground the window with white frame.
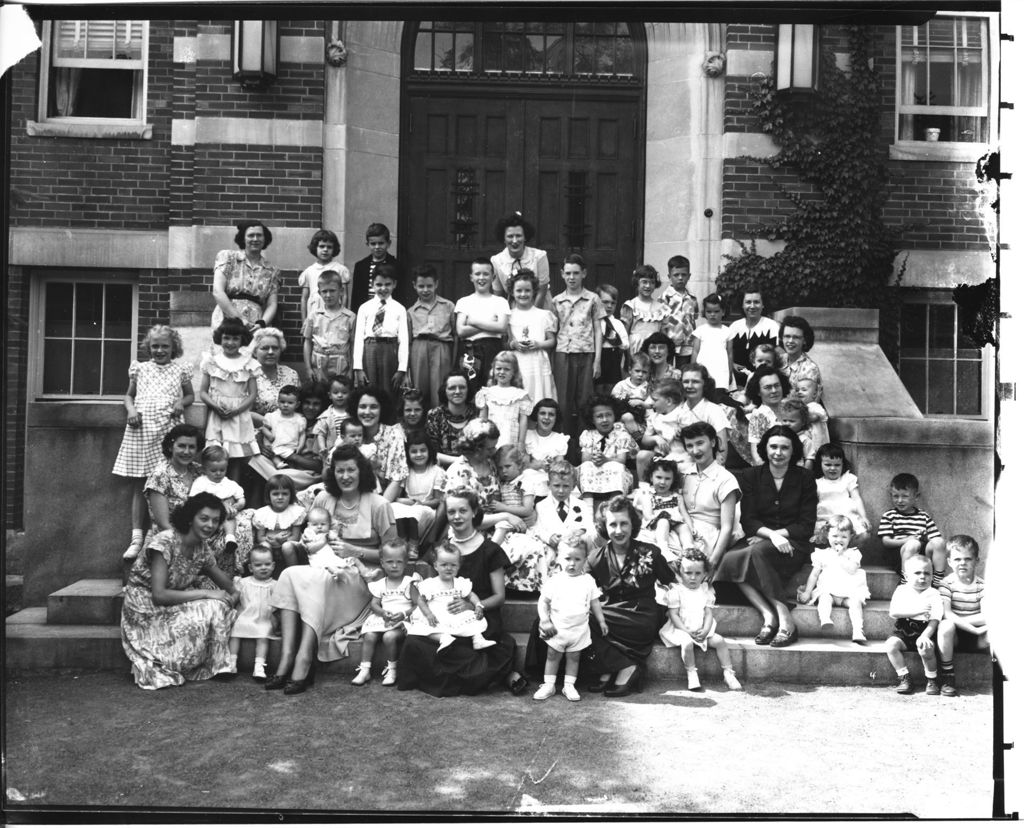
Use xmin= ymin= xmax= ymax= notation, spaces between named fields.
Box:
xmin=895 ymin=14 xmax=994 ymax=146
xmin=28 ymin=20 xmax=151 ymax=138
xmin=898 ymin=291 xmax=989 ymax=418
xmin=32 ymin=275 xmax=138 ymax=398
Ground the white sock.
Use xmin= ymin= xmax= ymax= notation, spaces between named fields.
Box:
xmin=563 ymin=675 xmax=577 ymax=686
xmin=544 ymin=674 xmax=557 ymax=685
xmin=131 ymin=529 xmax=144 ymax=541
xmin=386 ymin=660 xmax=397 ymax=670
xmin=358 ymin=661 xmax=371 ymax=671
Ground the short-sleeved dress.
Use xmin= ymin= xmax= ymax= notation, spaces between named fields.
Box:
xmin=121 ymin=529 xmax=235 ymax=689
xmin=361 ymin=574 xmax=421 ymax=634
xmin=692 ymin=323 xmax=734 ymax=391
xmin=508 ymin=307 xmax=557 ymax=405
xmin=211 ymin=249 xmax=281 ymax=331
xmin=390 ymin=464 xmax=445 ymax=530
xmin=424 ymin=403 xmax=479 ymax=459
xmin=362 ymin=423 xmax=409 ymax=488
xmin=475 ymin=385 xmax=533 ymax=448
xmin=578 ymin=424 xmax=638 ymax=495
xmin=251 ymin=503 xmax=306 ymax=544
xmin=623 ymin=297 xmax=671 ymax=355
xmin=252 ymin=364 xmax=300 ymax=418
xmin=443 ymin=456 xmax=501 ymax=505
xmin=113 ymin=360 xmax=194 ymax=478
xmin=404 ymin=576 xmax=489 ymax=638
xmin=539 ymin=571 xmax=601 ymax=652
xmin=815 ymin=471 xmax=870 ymax=539
xmin=658 ymin=582 xmax=718 ymax=650
xmin=231 ymin=575 xmax=280 ymax=639
xmin=810 ymin=546 xmax=870 ymax=603
xmin=200 ymin=351 xmax=261 ymax=458
xmin=520 ymin=430 xmax=570 ymax=497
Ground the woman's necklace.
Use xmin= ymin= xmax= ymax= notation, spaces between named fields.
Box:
xmin=338 ymin=493 xmax=360 ymax=510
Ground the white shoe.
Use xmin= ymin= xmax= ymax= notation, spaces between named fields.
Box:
xmin=851 ymin=628 xmax=867 ymax=644
xmin=533 ymin=682 xmax=556 ymax=700
xmin=723 ymin=669 xmax=742 ymax=691
xmin=437 ymin=634 xmax=456 ymax=651
xmin=819 ymin=619 xmax=834 ymax=628
xmin=381 ymin=665 xmax=397 ymax=686
xmin=252 ymin=662 xmax=266 ymax=680
xmin=472 ymin=634 xmax=496 ymax=650
xmin=561 ymin=683 xmax=581 ymax=702
xmin=351 ymin=666 xmax=371 ymax=686
xmin=687 ymin=670 xmax=702 ymax=691
xmin=123 ymin=539 xmax=142 ymax=561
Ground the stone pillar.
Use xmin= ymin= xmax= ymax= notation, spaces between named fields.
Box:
xmin=642 ymin=22 xmax=726 ymax=302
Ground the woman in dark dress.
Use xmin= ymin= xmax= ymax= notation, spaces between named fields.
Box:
xmin=396 ymin=488 xmax=528 ymax=696
xmin=713 ymin=425 xmax=817 ymax=648
xmin=581 ymin=494 xmax=676 ymax=697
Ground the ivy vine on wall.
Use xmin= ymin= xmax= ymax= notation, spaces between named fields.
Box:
xmin=716 ymin=26 xmax=908 ymax=316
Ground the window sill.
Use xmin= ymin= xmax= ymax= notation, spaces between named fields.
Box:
xmin=888 ymin=142 xmax=989 ymax=163
xmin=26 ymin=120 xmax=153 ymax=140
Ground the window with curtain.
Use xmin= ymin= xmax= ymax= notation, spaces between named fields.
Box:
xmin=34 ymin=277 xmax=137 ymax=398
xmin=896 ymin=15 xmax=989 ymax=144
xmin=31 ymin=20 xmax=150 ymax=134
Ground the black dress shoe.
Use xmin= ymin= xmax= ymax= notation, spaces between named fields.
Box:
xmin=604 ymin=665 xmax=644 ymax=698
xmin=283 ymin=677 xmax=313 ymax=695
xmin=587 ymin=676 xmax=612 ymax=693
xmin=264 ymin=674 xmax=288 ymax=690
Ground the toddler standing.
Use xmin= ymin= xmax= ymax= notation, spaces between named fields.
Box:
xmin=534 ymin=533 xmax=608 ymax=701
xmin=405 ymin=543 xmax=496 ymax=650
xmin=659 ymin=550 xmax=741 ymax=691
xmin=228 ymin=544 xmax=279 ymax=680
xmin=885 ymin=554 xmax=943 ymax=695
xmin=691 ymin=293 xmax=734 ymax=392
xmin=189 ymin=444 xmax=246 ymax=553
xmin=797 ymin=515 xmax=870 ymax=643
xmin=353 ymin=540 xmax=420 ymax=687
xmin=113 ymin=324 xmax=194 ymax=561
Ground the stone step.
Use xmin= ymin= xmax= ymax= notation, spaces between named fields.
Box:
xmin=6 ymin=607 xmax=990 ymax=689
xmin=47 ymin=579 xmax=124 ymax=625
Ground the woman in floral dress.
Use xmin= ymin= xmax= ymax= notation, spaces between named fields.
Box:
xmin=211 ymin=220 xmax=281 ymax=333
xmin=121 ymin=492 xmax=238 ymax=689
xmin=424 ymin=371 xmax=479 ymax=468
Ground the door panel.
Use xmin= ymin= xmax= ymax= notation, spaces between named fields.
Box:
xmin=403 ymin=94 xmax=639 ymax=302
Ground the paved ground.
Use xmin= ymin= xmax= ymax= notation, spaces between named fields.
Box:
xmin=4 ymin=669 xmax=994 ymax=818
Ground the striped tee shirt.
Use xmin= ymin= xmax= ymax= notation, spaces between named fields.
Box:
xmin=878 ymin=508 xmax=941 ymax=541
xmin=939 ymin=573 xmax=984 ymax=617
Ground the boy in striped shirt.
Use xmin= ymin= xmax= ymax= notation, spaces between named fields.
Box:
xmin=878 ymin=472 xmax=948 ymax=588
xmin=936 ymin=534 xmax=987 ymax=697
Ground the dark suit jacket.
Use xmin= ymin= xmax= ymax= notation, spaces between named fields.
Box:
xmin=737 ymin=464 xmax=817 ymax=555
xmin=351 ymin=253 xmax=407 ymax=309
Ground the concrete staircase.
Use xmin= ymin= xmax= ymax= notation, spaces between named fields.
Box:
xmin=6 ymin=565 xmax=992 ymax=689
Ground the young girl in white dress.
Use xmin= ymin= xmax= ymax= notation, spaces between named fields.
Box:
xmin=534 ymin=532 xmax=608 ymax=702
xmin=251 ymin=474 xmax=306 ymax=571
xmin=520 ymin=399 xmax=570 ymax=498
xmin=691 ymin=293 xmax=734 ymax=392
xmin=352 ymin=540 xmax=420 ymax=687
xmin=812 ymin=443 xmax=871 ymax=549
xmin=492 ymin=445 xmax=548 ymax=593
xmin=577 ymin=394 xmax=639 ymax=510
xmin=198 ymin=318 xmax=260 ymax=479
xmin=659 ymin=550 xmax=742 ymax=691
xmin=390 ymin=432 xmax=446 ymax=550
xmin=113 ymin=325 xmax=195 ymax=561
xmin=506 ymin=270 xmax=557 ymax=406
xmin=798 ymin=514 xmax=870 ymax=643
xmin=475 ymin=351 xmax=533 ymax=449
xmin=404 ymin=543 xmax=496 ymax=650
xmin=228 ymin=544 xmax=279 ymax=680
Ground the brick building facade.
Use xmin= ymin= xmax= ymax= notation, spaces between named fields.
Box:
xmin=4 ymin=12 xmax=997 ymax=601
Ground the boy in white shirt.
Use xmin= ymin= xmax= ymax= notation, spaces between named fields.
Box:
xmin=353 ymin=264 xmax=409 ymax=393
xmin=885 ymin=554 xmax=944 ymax=695
xmin=454 ymin=257 xmax=510 ymax=393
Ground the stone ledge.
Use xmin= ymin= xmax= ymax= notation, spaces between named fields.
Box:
xmin=833 ymin=416 xmax=994 ymax=447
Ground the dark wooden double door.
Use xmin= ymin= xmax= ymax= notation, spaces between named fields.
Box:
xmin=401 ymin=93 xmax=642 ymax=302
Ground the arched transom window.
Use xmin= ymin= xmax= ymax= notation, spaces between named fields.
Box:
xmin=412 ymin=21 xmax=640 ymax=82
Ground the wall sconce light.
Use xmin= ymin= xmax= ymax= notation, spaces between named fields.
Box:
xmin=232 ymin=20 xmax=279 ymax=90
xmin=775 ymin=24 xmax=819 ymax=95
